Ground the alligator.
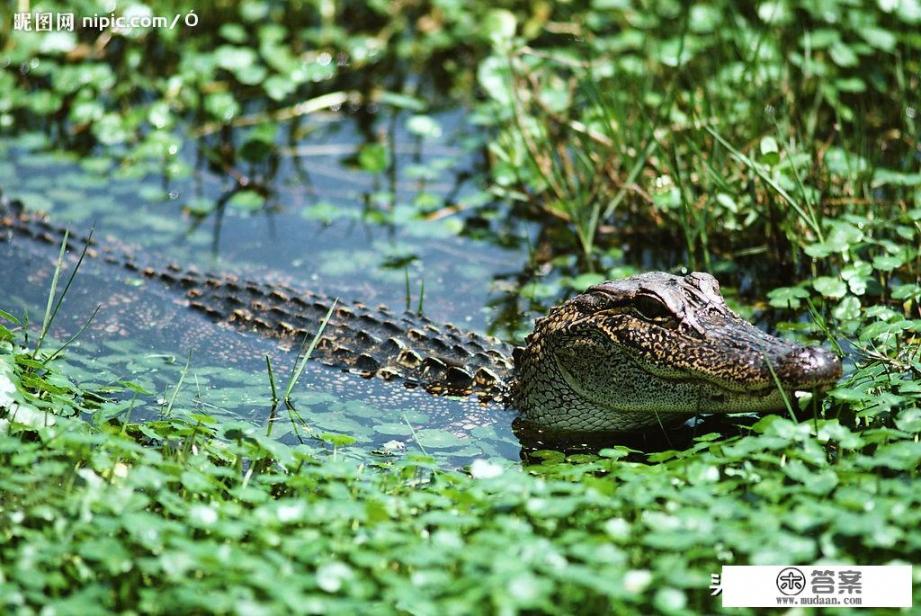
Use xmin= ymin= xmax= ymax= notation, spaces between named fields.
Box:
xmin=0 ymin=193 xmax=842 ymax=432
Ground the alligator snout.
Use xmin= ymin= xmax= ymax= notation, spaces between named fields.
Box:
xmin=774 ymin=345 xmax=842 ymax=389
xmin=514 ymin=271 xmax=848 ymax=431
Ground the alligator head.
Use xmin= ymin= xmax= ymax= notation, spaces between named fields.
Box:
xmin=512 ymin=272 xmax=842 ymax=432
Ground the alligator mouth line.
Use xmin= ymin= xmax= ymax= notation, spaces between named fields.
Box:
xmin=555 ymin=349 xmax=820 ymax=417
xmin=625 ymin=346 xmax=839 ymax=395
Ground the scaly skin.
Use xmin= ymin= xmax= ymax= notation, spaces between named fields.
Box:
xmin=1 ymin=193 xmax=842 ymax=432
xmin=511 ymin=273 xmax=842 ymax=431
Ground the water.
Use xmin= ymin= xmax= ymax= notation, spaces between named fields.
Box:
xmin=0 ymin=109 xmax=548 ymax=465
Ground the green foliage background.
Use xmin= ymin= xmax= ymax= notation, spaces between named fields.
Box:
xmin=1 ymin=0 xmax=920 ymax=613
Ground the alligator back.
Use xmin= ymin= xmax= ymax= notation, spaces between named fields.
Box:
xmin=0 ymin=197 xmax=514 ymax=401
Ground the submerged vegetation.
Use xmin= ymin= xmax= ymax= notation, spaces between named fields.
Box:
xmin=1 ymin=0 xmax=920 ymax=613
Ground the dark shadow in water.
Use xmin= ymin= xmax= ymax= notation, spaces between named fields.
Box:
xmin=513 ymin=413 xmax=764 ymax=464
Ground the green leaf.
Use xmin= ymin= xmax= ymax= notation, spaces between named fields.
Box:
xmin=829 ymin=42 xmax=858 ymax=67
xmin=406 ymin=115 xmax=442 ymax=139
xmin=478 ymin=56 xmax=514 ymax=106
xmin=832 ymin=295 xmax=861 ymax=321
xmin=414 ymin=429 xmax=465 ymax=449
xmin=264 ymin=75 xmax=296 ymax=101
xmin=872 ymin=254 xmax=904 ymax=272
xmin=215 ymin=45 xmax=257 ymax=71
xmin=357 ymin=143 xmax=390 ymax=173
xmin=859 ymin=27 xmax=897 ymax=52
xmin=376 ymin=91 xmax=427 ymax=112
xmin=319 ymin=433 xmax=357 ymax=447
xmin=205 ymin=92 xmax=240 ymax=121
xmin=759 ymin=136 xmax=780 ymax=165
xmin=895 ymin=408 xmax=921 ymax=433
xmin=227 ymin=190 xmax=266 ymax=211
xmin=93 ymin=114 xmax=130 ymax=145
xmin=483 ymin=10 xmax=517 ymax=45
xmin=768 ymin=286 xmax=810 ymax=309
xmin=813 ymin=277 xmax=847 ymax=299
xmin=654 ymin=588 xmax=687 ymax=612
xmin=219 ymin=23 xmax=249 ymax=44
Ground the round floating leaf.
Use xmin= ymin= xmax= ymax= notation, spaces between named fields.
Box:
xmin=569 ymin=273 xmax=606 ymax=291
xmin=319 ymin=433 xmax=357 ymax=447
xmin=505 ymin=572 xmax=546 ymax=607
xmin=758 ymin=1 xmax=792 ymax=24
xmin=823 ymin=221 xmax=865 ymax=253
xmin=373 ymin=423 xmax=413 ymax=436
xmin=689 ymin=5 xmax=722 ymax=31
xmin=657 ymin=38 xmax=692 ymax=67
xmin=70 ymin=100 xmax=105 ymax=125
xmin=184 ymin=197 xmax=215 ymax=216
xmin=139 ymin=185 xmax=168 ymax=202
xmin=895 ymin=408 xmax=921 ymax=433
xmin=803 ymin=242 xmax=833 ymax=259
xmin=228 ymin=190 xmax=266 ymax=211
xmin=841 ymin=262 xmax=872 ymax=295
xmin=892 ymin=283 xmax=921 ymax=301
xmin=241 ymin=0 xmax=270 ymax=21
xmin=240 ymin=136 xmax=275 ymax=163
xmin=835 ymin=77 xmax=867 ymax=93
xmin=414 ymin=429 xmax=465 ymax=449
xmin=860 ymin=27 xmax=897 ymax=51
xmin=28 ymin=91 xmax=63 ymax=115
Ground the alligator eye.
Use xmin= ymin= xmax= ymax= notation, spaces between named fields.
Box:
xmin=633 ymin=295 xmax=674 ymax=322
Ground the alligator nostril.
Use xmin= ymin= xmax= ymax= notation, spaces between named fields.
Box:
xmin=778 ymin=346 xmax=842 ymax=387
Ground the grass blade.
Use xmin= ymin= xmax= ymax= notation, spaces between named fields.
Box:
xmin=284 ymin=299 xmax=337 ymax=403
xmin=164 ymin=351 xmax=192 ymax=418
xmin=43 ymin=305 xmax=101 ymax=365
xmin=764 ymin=359 xmax=798 ymax=423
xmin=34 ymin=228 xmax=95 ymax=358
xmin=265 ymin=354 xmax=278 ymax=406
xmin=704 ymin=126 xmax=823 ymax=240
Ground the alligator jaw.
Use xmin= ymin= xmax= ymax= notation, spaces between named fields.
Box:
xmin=624 ymin=335 xmax=842 ymax=403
